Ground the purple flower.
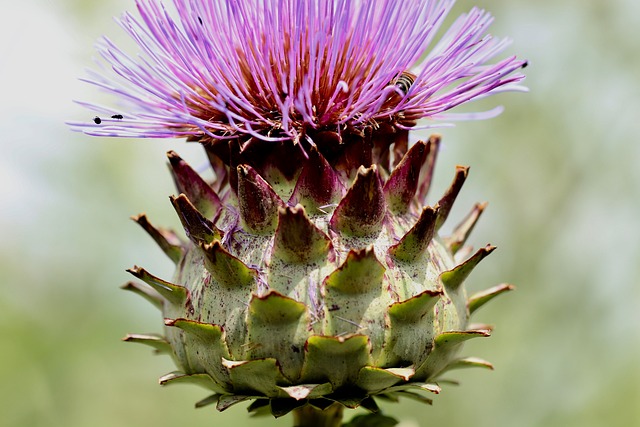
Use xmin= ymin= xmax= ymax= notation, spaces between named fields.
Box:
xmin=69 ymin=0 xmax=526 ymax=143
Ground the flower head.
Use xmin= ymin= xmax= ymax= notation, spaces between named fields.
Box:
xmin=75 ymin=1 xmax=525 ymax=421
xmin=70 ymin=0 xmax=526 ymax=144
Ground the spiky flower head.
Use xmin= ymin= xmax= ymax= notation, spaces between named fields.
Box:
xmin=72 ymin=0 xmax=525 ymax=424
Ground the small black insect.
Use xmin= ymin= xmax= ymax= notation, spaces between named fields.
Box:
xmin=93 ymin=116 xmax=101 ymax=124
xmin=111 ymin=114 xmax=124 ymax=120
xmin=394 ymin=71 xmax=416 ymax=95
xmin=198 ymin=16 xmax=203 ymax=25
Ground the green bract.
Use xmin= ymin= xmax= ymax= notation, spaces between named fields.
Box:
xmin=124 ymin=133 xmax=513 ymax=418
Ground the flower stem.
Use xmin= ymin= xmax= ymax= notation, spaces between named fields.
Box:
xmin=292 ymin=403 xmax=344 ymax=427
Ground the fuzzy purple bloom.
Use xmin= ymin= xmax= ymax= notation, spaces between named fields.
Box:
xmin=69 ymin=0 xmax=526 ymax=142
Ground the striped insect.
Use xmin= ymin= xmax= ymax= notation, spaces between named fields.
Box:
xmin=394 ymin=71 xmax=416 ymax=95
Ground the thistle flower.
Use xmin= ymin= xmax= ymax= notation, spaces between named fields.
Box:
xmin=69 ymin=0 xmax=525 ymax=141
xmin=71 ymin=0 xmax=525 ymax=425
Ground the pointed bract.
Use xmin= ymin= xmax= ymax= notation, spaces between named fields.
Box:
xmin=444 ymin=202 xmax=487 ymax=254
xmin=381 ymin=290 xmax=442 ymax=367
xmin=237 ymin=164 xmax=285 ymax=234
xmin=159 ymin=371 xmax=228 ymax=393
xmin=435 ymin=165 xmax=469 ymax=231
xmin=369 ymin=123 xmax=396 ymax=173
xmin=330 ymin=165 xmax=386 ymax=236
xmin=384 ymin=382 xmax=441 ymax=395
xmin=167 ymin=150 xmax=221 ymax=218
xmin=165 ymin=318 xmax=232 ymax=387
xmin=239 ymin=137 xmax=308 ymax=198
xmin=123 ymin=333 xmax=171 ymax=354
xmin=204 ymin=147 xmax=229 ymax=193
xmin=289 ymin=145 xmax=344 ymax=215
xmin=388 ymin=206 xmax=439 ymax=262
xmin=170 ymin=194 xmax=222 ymax=245
xmin=392 ymin=390 xmax=433 ymax=406
xmin=384 ymin=140 xmax=429 ymax=214
xmin=246 ymin=291 xmax=308 ymax=380
xmin=324 ymin=248 xmax=385 ymax=295
xmin=324 ymin=248 xmax=389 ymax=355
xmin=222 ymin=358 xmax=288 ymax=398
xmin=278 ymin=383 xmax=333 ymax=401
xmin=200 ymin=241 xmax=257 ymax=288
xmin=126 ymin=266 xmax=188 ymax=305
xmin=414 ymin=330 xmax=491 ymax=379
xmin=215 ymin=394 xmax=253 ymax=411
xmin=444 ymin=357 xmax=494 ymax=372
xmin=356 ymin=366 xmax=415 ymax=393
xmin=272 ymin=205 xmax=333 ymax=264
xmin=131 ymin=214 xmax=184 ymax=263
xmin=301 ymin=335 xmax=372 ymax=389
xmin=121 ymin=281 xmax=163 ymax=309
xmin=468 ymin=283 xmax=515 ymax=315
xmin=416 ymin=135 xmax=441 ymax=204
xmin=332 ymin=130 xmax=372 ymax=180
xmin=440 ymin=245 xmax=496 ymax=291
xmin=391 ymin=129 xmax=409 ymax=169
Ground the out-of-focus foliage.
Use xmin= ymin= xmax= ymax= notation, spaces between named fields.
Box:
xmin=1 ymin=0 xmax=638 ymax=426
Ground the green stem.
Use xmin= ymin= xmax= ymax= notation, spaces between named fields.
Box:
xmin=292 ymin=403 xmax=344 ymax=427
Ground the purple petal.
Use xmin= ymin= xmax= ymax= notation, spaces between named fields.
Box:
xmin=71 ymin=0 xmax=527 ymax=141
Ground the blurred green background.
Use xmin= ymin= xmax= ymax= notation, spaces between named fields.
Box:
xmin=1 ymin=0 xmax=638 ymax=426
